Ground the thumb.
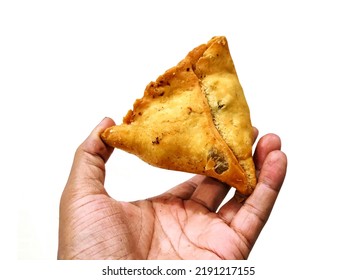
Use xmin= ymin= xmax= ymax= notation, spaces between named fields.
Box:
xmin=64 ymin=117 xmax=115 ymax=197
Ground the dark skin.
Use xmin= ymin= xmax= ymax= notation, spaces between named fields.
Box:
xmin=58 ymin=117 xmax=287 ymax=259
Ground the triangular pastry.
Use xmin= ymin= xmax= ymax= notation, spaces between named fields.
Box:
xmin=101 ymin=36 xmax=256 ymax=195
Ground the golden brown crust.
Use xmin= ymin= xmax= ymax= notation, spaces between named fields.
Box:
xmin=195 ymin=36 xmax=256 ymax=192
xmin=101 ymin=36 xmax=256 ymax=195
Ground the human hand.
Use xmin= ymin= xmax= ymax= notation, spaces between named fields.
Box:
xmin=58 ymin=117 xmax=287 ymax=259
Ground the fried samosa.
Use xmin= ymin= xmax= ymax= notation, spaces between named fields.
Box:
xmin=101 ymin=36 xmax=256 ymax=195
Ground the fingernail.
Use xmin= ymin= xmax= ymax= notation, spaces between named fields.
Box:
xmin=100 ymin=117 xmax=108 ymax=123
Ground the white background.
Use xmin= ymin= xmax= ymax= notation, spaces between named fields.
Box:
xmin=1 ymin=0 xmax=356 ymax=278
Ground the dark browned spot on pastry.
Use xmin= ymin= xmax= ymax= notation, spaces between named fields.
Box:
xmin=217 ymin=100 xmax=225 ymax=109
xmin=186 ymin=67 xmax=190 ymax=71
xmin=208 ymin=148 xmax=229 ymax=174
xmin=152 ymin=137 xmax=160 ymax=145
xmin=159 ymin=92 xmax=165 ymax=96
xmin=157 ymin=79 xmax=170 ymax=87
xmin=187 ymin=106 xmax=193 ymax=114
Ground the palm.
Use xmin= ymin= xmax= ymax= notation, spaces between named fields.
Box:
xmin=143 ymin=191 xmax=247 ymax=260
